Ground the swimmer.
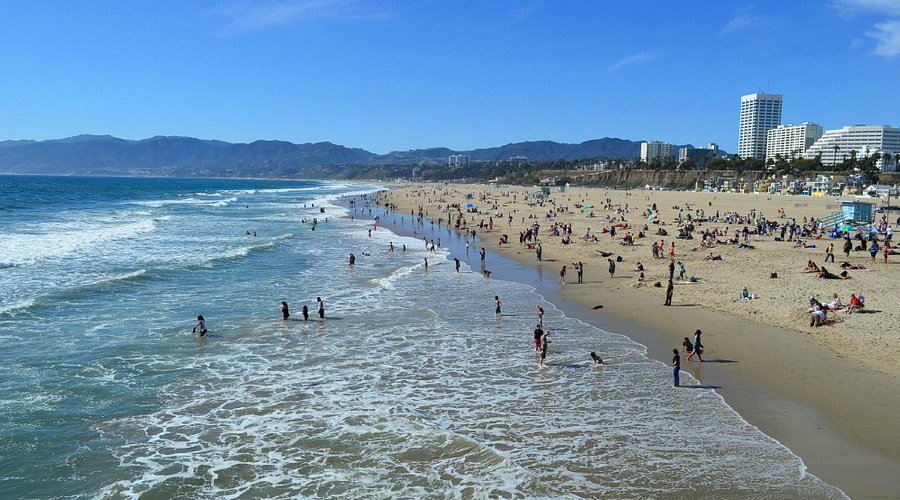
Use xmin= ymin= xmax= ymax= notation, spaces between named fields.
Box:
xmin=281 ymin=301 xmax=290 ymax=320
xmin=192 ymin=315 xmax=207 ymax=337
xmin=590 ymin=352 xmax=603 ymax=365
xmin=316 ymin=297 xmax=325 ymax=319
xmin=302 ymin=305 xmax=309 ymax=321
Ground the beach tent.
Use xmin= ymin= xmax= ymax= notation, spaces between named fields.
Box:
xmin=465 ymin=203 xmax=475 ymax=208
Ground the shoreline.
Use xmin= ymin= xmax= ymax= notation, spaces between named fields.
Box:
xmin=371 ymin=183 xmax=900 ymax=499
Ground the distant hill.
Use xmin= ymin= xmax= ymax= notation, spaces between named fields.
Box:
xmin=0 ymin=135 xmax=723 ymax=176
xmin=0 ymin=135 xmax=376 ymax=177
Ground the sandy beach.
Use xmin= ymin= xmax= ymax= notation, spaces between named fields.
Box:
xmin=377 ymin=182 xmax=900 ymax=499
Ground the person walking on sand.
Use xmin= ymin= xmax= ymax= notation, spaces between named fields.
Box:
xmin=558 ymin=265 xmax=567 ymax=284
xmin=825 ymin=242 xmax=835 ymax=263
xmin=687 ymin=329 xmax=704 ymax=362
xmin=664 ymin=279 xmax=674 ymax=306
xmin=576 ymin=261 xmax=584 ymax=283
xmin=668 ymin=258 xmax=675 ymax=281
xmin=884 ymin=241 xmax=891 ymax=263
xmin=280 ymin=301 xmax=290 ymax=320
xmin=672 ymin=349 xmax=681 ymax=386
xmin=494 ymin=296 xmax=502 ymax=316
xmin=192 ymin=315 xmax=208 ymax=337
xmin=316 ymin=297 xmax=325 ymax=319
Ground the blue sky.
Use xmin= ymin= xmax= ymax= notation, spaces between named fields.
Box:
xmin=0 ymin=0 xmax=897 ymax=153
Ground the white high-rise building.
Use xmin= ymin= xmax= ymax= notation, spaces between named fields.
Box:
xmin=640 ymin=141 xmax=673 ymax=162
xmin=448 ymin=154 xmax=469 ymax=167
xmin=804 ymin=125 xmax=900 ymax=171
xmin=765 ymin=122 xmax=823 ymax=162
xmin=738 ymin=93 xmax=783 ymax=160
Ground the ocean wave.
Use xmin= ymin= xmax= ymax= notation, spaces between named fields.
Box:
xmin=0 ymin=219 xmax=157 ymax=268
xmin=129 ymin=197 xmax=238 ymax=208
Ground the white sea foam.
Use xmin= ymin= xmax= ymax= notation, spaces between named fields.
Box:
xmin=92 ymin=258 xmax=844 ymax=499
xmin=129 ymin=197 xmax=238 ymax=208
xmin=0 ymin=219 xmax=156 ymax=267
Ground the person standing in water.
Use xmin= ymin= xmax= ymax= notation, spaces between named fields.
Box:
xmin=540 ymin=330 xmax=551 ymax=365
xmin=302 ymin=305 xmax=309 ymax=321
xmin=192 ymin=315 xmax=207 ymax=337
xmin=280 ymin=301 xmax=290 ymax=320
xmin=316 ymin=297 xmax=325 ymax=319
xmin=424 ymin=258 xmax=429 ymax=271
xmin=672 ymin=348 xmax=681 ymax=386
xmin=590 ymin=352 xmax=603 ymax=365
xmin=494 ymin=296 xmax=502 ymax=316
xmin=454 ymin=257 xmax=461 ymax=273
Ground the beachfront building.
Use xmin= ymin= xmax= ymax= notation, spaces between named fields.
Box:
xmin=765 ymin=122 xmax=823 ymax=163
xmin=448 ymin=154 xmax=469 ymax=167
xmin=738 ymin=93 xmax=783 ymax=160
xmin=804 ymin=125 xmax=900 ymax=170
xmin=640 ymin=141 xmax=673 ymax=162
xmin=807 ymin=174 xmax=832 ymax=196
xmin=678 ymin=143 xmax=720 ymax=167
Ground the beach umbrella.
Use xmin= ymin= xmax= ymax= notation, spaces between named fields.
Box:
xmin=838 ymin=224 xmax=853 ymax=232
xmin=465 ymin=203 xmax=475 ymax=208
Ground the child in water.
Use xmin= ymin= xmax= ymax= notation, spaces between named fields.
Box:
xmin=302 ymin=305 xmax=309 ymax=321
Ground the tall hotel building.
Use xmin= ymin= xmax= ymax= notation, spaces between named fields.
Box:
xmin=738 ymin=93 xmax=782 ymax=160
xmin=765 ymin=122 xmax=823 ymax=162
xmin=640 ymin=141 xmax=673 ymax=162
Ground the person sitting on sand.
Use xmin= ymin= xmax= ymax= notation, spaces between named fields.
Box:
xmin=682 ymin=337 xmax=694 ymax=353
xmin=809 ymin=305 xmax=826 ymax=327
xmin=801 ymin=260 xmax=820 ymax=273
xmin=733 ymin=287 xmax=752 ymax=302
xmin=590 ymin=352 xmax=603 ymax=365
xmin=703 ymin=252 xmax=723 ymax=261
xmin=825 ymin=293 xmax=843 ymax=311
xmin=846 ymin=293 xmax=865 ymax=314
xmin=633 ymin=261 xmax=644 ymax=272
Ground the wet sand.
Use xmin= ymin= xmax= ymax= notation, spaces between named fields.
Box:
xmin=375 ymin=183 xmax=900 ymax=499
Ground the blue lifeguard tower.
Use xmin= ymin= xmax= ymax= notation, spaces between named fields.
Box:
xmin=839 ymin=200 xmax=874 ymax=223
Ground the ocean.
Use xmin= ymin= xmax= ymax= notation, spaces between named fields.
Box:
xmin=0 ymin=175 xmax=845 ymax=499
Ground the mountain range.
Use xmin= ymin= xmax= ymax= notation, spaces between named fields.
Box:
xmin=0 ymin=135 xmax=714 ymax=177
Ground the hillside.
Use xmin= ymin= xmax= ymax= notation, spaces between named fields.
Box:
xmin=0 ymin=135 xmax=718 ymax=177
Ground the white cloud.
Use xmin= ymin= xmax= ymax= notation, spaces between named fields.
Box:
xmin=833 ymin=0 xmax=900 ymax=58
xmin=834 ymin=0 xmax=900 ymax=17
xmin=609 ymin=52 xmax=657 ymax=71
xmin=214 ymin=0 xmax=387 ymax=30
xmin=720 ymin=15 xmax=756 ymax=35
xmin=867 ymin=20 xmax=900 ymax=57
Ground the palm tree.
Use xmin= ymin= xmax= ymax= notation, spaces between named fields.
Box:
xmin=832 ymin=144 xmax=841 ymax=169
